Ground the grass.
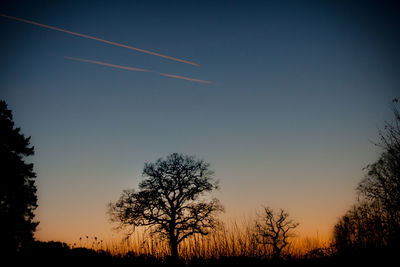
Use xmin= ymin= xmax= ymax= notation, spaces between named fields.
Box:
xmin=67 ymin=219 xmax=334 ymax=262
xmin=22 ymin=219 xmax=396 ymax=266
xmin=16 ymin=230 xmax=396 ymax=267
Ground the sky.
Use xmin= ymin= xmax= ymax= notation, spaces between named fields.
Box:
xmin=0 ymin=0 xmax=399 ymax=245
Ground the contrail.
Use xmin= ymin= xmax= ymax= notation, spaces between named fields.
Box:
xmin=159 ymin=73 xmax=213 ymax=84
xmin=64 ymin=56 xmax=151 ymax=72
xmin=0 ymin=13 xmax=200 ymax=66
xmin=65 ymin=56 xmax=212 ymax=84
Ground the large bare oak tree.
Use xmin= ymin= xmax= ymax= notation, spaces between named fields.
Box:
xmin=108 ymin=153 xmax=224 ymax=259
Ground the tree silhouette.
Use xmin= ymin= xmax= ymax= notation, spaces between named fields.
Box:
xmin=357 ymin=101 xmax=400 ymax=244
xmin=0 ymin=100 xmax=38 ymax=254
xmin=108 ymin=153 xmax=224 ymax=260
xmin=255 ymin=207 xmax=299 ymax=260
xmin=334 ymin=99 xmax=400 ymax=252
xmin=334 ymin=200 xmax=386 ymax=253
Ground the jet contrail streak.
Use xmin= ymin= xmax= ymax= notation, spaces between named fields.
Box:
xmin=159 ymin=73 xmax=213 ymax=84
xmin=0 ymin=13 xmax=200 ymax=66
xmin=64 ymin=56 xmax=151 ymax=72
xmin=64 ymin=56 xmax=212 ymax=84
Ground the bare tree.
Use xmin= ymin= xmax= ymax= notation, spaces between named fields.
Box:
xmin=108 ymin=153 xmax=224 ymax=260
xmin=355 ymin=99 xmax=400 ymax=246
xmin=255 ymin=207 xmax=299 ymax=260
xmin=359 ymin=102 xmax=400 ymax=209
xmin=334 ymin=100 xmax=400 ymax=253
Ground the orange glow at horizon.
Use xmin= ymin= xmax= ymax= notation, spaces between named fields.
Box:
xmin=0 ymin=13 xmax=200 ymax=66
xmin=35 ymin=209 xmax=334 ymax=246
xmin=35 ymin=216 xmax=333 ymax=257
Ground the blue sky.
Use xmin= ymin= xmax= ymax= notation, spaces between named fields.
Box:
xmin=1 ymin=0 xmax=399 ymax=243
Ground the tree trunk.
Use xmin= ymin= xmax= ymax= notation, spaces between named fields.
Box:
xmin=273 ymin=245 xmax=281 ymax=261
xmin=168 ymin=212 xmax=179 ymax=262
xmin=169 ymin=236 xmax=179 ymax=261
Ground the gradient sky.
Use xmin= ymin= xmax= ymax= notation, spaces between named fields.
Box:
xmin=1 ymin=0 xmax=399 ymax=244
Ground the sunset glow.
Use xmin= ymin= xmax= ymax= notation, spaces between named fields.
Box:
xmin=1 ymin=1 xmax=399 ymax=263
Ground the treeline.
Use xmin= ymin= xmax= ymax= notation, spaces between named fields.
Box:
xmin=333 ymin=100 xmax=400 ymax=254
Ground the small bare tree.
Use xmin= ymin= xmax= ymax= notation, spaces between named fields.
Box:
xmin=255 ymin=207 xmax=299 ymax=260
xmin=108 ymin=153 xmax=224 ymax=260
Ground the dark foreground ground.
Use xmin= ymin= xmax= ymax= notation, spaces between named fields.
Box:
xmin=5 ymin=241 xmax=398 ymax=267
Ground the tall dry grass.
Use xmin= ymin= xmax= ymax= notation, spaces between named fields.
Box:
xmin=70 ymin=219 xmax=334 ymax=261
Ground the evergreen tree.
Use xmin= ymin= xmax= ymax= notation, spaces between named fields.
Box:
xmin=0 ymin=100 xmax=38 ymax=254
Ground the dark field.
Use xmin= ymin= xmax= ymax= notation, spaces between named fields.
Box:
xmin=8 ymin=240 xmax=397 ymax=267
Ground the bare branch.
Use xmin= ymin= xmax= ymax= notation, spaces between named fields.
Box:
xmin=255 ymin=207 xmax=299 ymax=259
